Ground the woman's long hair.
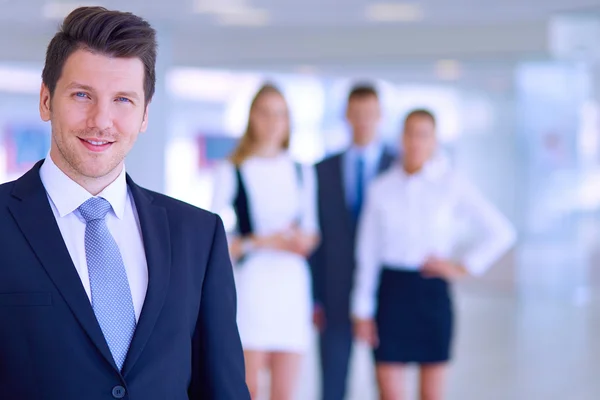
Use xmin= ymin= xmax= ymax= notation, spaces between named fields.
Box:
xmin=229 ymin=83 xmax=291 ymax=166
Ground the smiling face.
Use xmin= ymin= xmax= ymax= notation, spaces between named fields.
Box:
xmin=40 ymin=49 xmax=149 ymax=187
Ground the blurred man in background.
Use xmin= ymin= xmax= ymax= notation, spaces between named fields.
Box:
xmin=311 ymin=84 xmax=395 ymax=400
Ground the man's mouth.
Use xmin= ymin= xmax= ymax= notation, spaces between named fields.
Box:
xmin=79 ymin=138 xmax=113 ymax=152
xmin=85 ymin=139 xmax=109 ymax=145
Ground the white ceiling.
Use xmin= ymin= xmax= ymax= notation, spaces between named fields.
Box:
xmin=0 ymin=0 xmax=598 ymax=28
xmin=0 ymin=0 xmax=598 ymax=68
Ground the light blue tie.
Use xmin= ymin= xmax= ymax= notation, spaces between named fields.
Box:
xmin=79 ymin=197 xmax=136 ymax=371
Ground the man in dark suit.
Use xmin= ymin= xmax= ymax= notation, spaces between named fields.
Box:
xmin=0 ymin=7 xmax=249 ymax=400
xmin=312 ymin=84 xmax=395 ymax=400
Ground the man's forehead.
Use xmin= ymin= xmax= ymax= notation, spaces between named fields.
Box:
xmin=60 ymin=50 xmax=145 ymax=88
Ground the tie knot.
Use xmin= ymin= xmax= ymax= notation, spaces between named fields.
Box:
xmin=78 ymin=197 xmax=112 ymax=222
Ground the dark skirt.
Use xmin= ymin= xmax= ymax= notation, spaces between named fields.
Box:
xmin=374 ymin=267 xmax=453 ymax=364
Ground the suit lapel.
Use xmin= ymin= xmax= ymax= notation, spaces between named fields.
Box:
xmin=331 ymin=153 xmax=353 ymax=233
xmin=7 ymin=160 xmax=117 ymax=370
xmin=377 ymin=148 xmax=395 ymax=174
xmin=122 ymin=177 xmax=171 ymax=376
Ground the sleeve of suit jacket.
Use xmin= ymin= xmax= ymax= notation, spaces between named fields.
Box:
xmin=189 ymin=215 xmax=250 ymax=399
xmin=309 ymin=161 xmax=326 ymax=305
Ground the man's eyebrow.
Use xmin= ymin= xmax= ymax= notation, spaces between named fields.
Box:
xmin=65 ymin=82 xmax=95 ymax=92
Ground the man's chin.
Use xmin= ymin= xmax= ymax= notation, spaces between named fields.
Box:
xmin=77 ymin=162 xmax=123 ymax=181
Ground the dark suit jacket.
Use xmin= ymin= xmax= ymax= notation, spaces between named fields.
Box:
xmin=311 ymin=149 xmax=395 ymax=325
xmin=0 ymin=161 xmax=250 ymax=400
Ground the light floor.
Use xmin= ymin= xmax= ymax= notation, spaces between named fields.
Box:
xmin=295 ymin=292 xmax=600 ymax=400
xmin=258 ymin=240 xmax=600 ymax=399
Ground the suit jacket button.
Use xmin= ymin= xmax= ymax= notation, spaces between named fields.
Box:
xmin=112 ymin=385 xmax=126 ymax=399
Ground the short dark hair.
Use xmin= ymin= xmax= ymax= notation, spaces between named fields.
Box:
xmin=405 ymin=108 xmax=436 ymax=126
xmin=348 ymin=83 xmax=379 ymax=103
xmin=42 ymin=6 xmax=157 ymax=106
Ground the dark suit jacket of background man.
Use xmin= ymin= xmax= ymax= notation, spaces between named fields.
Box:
xmin=0 ymin=160 xmax=250 ymax=400
xmin=311 ymin=148 xmax=395 ymax=400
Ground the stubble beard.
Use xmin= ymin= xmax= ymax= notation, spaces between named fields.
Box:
xmin=52 ymin=127 xmax=125 ymax=181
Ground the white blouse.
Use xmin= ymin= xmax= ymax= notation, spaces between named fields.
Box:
xmin=210 ymin=153 xmax=319 ymax=238
xmin=351 ymin=158 xmax=516 ymax=319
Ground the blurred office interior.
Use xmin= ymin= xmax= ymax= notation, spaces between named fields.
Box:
xmin=1 ymin=0 xmax=600 ymax=398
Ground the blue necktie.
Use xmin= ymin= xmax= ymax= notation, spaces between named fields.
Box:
xmin=354 ymin=155 xmax=365 ymax=221
xmin=79 ymin=197 xmax=136 ymax=371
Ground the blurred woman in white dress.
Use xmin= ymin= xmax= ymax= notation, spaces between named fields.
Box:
xmin=211 ymin=84 xmax=320 ymax=400
xmin=351 ymin=109 xmax=516 ymax=400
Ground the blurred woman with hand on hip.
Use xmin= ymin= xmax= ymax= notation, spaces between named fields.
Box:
xmin=211 ymin=84 xmax=319 ymax=400
xmin=351 ymin=109 xmax=516 ymax=400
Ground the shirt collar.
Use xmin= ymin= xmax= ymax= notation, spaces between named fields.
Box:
xmin=39 ymin=153 xmax=128 ymax=219
xmin=348 ymin=141 xmax=383 ymax=165
xmin=397 ymin=151 xmax=451 ymax=181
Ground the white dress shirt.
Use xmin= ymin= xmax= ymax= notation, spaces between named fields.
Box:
xmin=351 ymin=155 xmax=516 ymax=319
xmin=39 ymin=155 xmax=148 ymax=322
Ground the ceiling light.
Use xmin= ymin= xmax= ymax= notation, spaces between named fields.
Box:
xmin=435 ymin=59 xmax=462 ymax=81
xmin=366 ymin=3 xmax=423 ymax=22
xmin=193 ymin=0 xmax=269 ymax=27
xmin=295 ymin=65 xmax=319 ymax=75
xmin=194 ymin=0 xmax=247 ymax=14
xmin=215 ymin=8 xmax=270 ymax=27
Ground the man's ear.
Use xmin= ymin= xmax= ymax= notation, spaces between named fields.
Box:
xmin=40 ymin=83 xmax=51 ymax=122
xmin=140 ymin=103 xmax=150 ymax=133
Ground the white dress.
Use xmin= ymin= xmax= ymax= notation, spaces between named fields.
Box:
xmin=211 ymin=153 xmax=319 ymax=353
